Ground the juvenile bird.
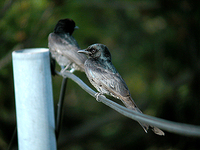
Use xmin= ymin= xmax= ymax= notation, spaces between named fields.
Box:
xmin=78 ymin=44 xmax=165 ymax=136
xmin=48 ymin=18 xmax=87 ymax=73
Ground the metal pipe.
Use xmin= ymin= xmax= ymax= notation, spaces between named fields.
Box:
xmin=12 ymin=48 xmax=56 ymax=150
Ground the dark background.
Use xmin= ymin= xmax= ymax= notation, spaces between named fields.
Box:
xmin=1 ymin=0 xmax=200 ymax=149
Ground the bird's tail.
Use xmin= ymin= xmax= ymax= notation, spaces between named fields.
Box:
xmin=121 ymin=96 xmax=165 ymax=136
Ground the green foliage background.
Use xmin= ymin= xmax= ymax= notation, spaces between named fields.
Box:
xmin=1 ymin=0 xmax=200 ymax=149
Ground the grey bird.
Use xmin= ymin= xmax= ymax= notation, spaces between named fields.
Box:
xmin=78 ymin=44 xmax=165 ymax=136
xmin=48 ymin=18 xmax=87 ymax=73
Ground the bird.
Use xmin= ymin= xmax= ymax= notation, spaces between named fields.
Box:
xmin=78 ymin=43 xmax=165 ymax=136
xmin=48 ymin=18 xmax=87 ymax=73
xmin=48 ymin=18 xmax=87 ymax=139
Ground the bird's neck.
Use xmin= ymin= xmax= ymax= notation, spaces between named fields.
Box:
xmin=55 ymin=32 xmax=71 ymax=37
xmin=90 ymin=58 xmax=117 ymax=73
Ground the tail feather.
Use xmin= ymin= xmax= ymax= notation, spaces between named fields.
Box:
xmin=138 ymin=121 xmax=149 ymax=133
xmin=150 ymin=126 xmax=165 ymax=136
xmin=121 ymin=96 xmax=165 ymax=136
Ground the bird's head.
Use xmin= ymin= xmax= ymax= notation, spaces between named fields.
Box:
xmin=54 ymin=18 xmax=78 ymax=35
xmin=78 ymin=44 xmax=111 ymax=61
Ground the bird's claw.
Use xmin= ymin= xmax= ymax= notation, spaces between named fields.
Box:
xmin=95 ymin=92 xmax=105 ymax=102
xmin=60 ymin=63 xmax=75 ymax=75
xmin=60 ymin=63 xmax=71 ymax=74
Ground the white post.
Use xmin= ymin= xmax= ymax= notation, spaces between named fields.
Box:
xmin=12 ymin=48 xmax=56 ymax=150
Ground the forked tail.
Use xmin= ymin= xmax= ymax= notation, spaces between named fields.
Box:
xmin=121 ymin=96 xmax=165 ymax=136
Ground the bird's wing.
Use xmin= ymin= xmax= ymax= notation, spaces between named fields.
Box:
xmin=48 ymin=33 xmax=86 ymax=68
xmin=48 ymin=32 xmax=79 ymax=50
xmin=85 ymin=60 xmax=131 ymax=98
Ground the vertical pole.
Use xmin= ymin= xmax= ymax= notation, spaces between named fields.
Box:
xmin=12 ymin=48 xmax=56 ymax=150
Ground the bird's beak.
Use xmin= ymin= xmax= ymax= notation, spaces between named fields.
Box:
xmin=78 ymin=49 xmax=91 ymax=55
xmin=74 ymin=26 xmax=79 ymax=30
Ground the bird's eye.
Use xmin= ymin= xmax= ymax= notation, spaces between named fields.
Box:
xmin=91 ymin=49 xmax=96 ymax=53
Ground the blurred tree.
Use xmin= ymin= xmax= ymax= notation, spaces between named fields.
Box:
xmin=0 ymin=0 xmax=200 ymax=149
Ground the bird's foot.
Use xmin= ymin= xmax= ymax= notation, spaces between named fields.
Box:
xmin=60 ymin=64 xmax=71 ymax=75
xmin=95 ymin=92 xmax=105 ymax=102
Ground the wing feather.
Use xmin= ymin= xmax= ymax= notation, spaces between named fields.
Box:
xmin=85 ymin=59 xmax=130 ymax=98
xmin=48 ymin=33 xmax=86 ymax=70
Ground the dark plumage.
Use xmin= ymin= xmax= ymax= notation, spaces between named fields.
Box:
xmin=48 ymin=18 xmax=87 ymax=72
xmin=78 ymin=44 xmax=164 ymax=136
